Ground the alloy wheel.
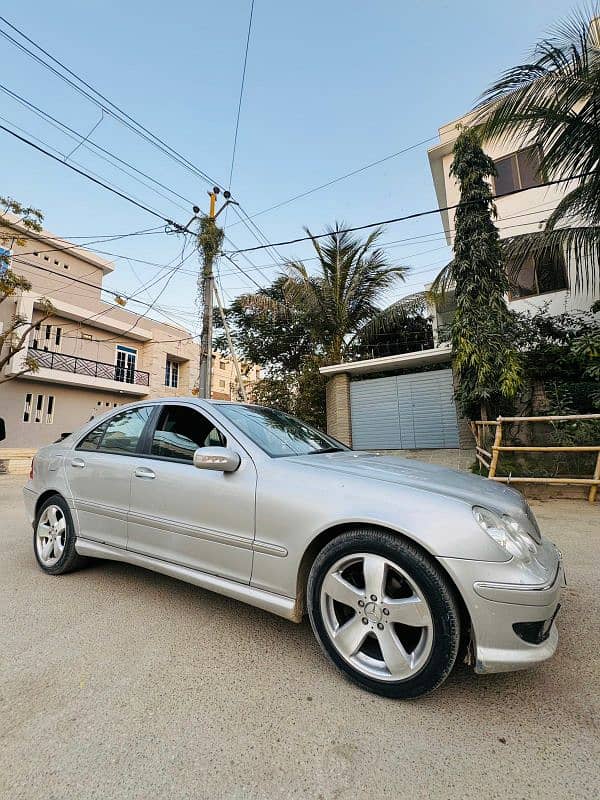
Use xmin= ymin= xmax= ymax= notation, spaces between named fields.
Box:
xmin=36 ymin=504 xmax=67 ymax=567
xmin=319 ymin=552 xmax=434 ymax=682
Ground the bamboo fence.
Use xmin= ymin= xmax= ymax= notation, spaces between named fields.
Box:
xmin=470 ymin=414 xmax=600 ymax=504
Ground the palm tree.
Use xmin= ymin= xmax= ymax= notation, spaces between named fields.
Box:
xmin=244 ymin=222 xmax=414 ymax=365
xmin=476 ymin=7 xmax=600 ymax=293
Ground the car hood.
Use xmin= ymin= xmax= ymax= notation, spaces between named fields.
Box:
xmin=292 ymin=451 xmax=527 ymax=515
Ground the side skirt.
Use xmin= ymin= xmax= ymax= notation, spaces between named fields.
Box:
xmin=75 ymin=538 xmax=300 ymax=622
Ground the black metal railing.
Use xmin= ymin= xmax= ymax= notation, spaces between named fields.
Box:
xmin=29 ymin=348 xmax=150 ymax=386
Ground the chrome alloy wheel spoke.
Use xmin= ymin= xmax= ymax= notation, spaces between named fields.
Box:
xmin=320 ymin=552 xmax=434 ymax=682
xmin=375 ymin=625 xmax=413 ymax=679
xmin=333 ymin=615 xmax=368 ymax=658
xmin=362 ymin=554 xmax=387 ymax=600
xmin=322 ymin=571 xmax=364 ymax=608
xmin=385 ymin=596 xmax=432 ymax=627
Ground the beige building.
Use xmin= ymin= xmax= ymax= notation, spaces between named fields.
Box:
xmin=211 ymin=352 xmax=261 ymax=401
xmin=427 ymin=109 xmax=598 ymax=341
xmin=0 ymin=212 xmax=201 ymax=454
xmin=321 ymin=108 xmax=599 ymax=451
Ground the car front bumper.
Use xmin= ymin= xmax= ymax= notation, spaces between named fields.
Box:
xmin=438 ymin=551 xmax=565 ymax=675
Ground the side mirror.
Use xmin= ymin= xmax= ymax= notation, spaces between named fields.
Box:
xmin=0 ymin=418 xmax=5 ymax=442
xmin=193 ymin=446 xmax=241 ymax=473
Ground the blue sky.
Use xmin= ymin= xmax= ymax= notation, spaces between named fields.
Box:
xmin=1 ymin=0 xmax=573 ymax=332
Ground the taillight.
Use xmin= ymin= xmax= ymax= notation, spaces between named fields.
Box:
xmin=29 ymin=457 xmax=35 ymax=480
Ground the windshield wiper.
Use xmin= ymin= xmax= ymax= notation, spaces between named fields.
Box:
xmin=309 ymin=447 xmax=344 ymax=454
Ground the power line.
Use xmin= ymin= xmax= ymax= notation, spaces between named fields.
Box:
xmin=227 ymin=134 xmax=439 ymax=226
xmin=220 ymin=205 xmax=550 ymax=271
xmin=13 ymin=228 xmax=167 ymax=259
xmin=215 ymin=210 xmax=568 ymax=278
xmin=58 ymin=245 xmax=197 ymax=343
xmin=0 ymin=16 xmax=223 ymax=189
xmin=224 ymin=170 xmax=599 ymax=255
xmin=228 ymin=0 xmax=255 ymax=190
xmin=0 ymin=83 xmax=196 ymax=212
xmin=220 ymin=252 xmax=264 ymax=290
xmin=11 ymin=256 xmax=181 ymax=310
xmin=0 ymin=111 xmax=184 ymax=224
xmin=234 ymin=204 xmax=290 ymax=269
xmin=0 ymin=123 xmax=183 ymax=226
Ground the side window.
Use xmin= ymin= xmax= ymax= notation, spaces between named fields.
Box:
xmin=98 ymin=407 xmax=152 ymax=453
xmin=150 ymin=405 xmax=226 ymax=462
xmin=78 ymin=421 xmax=109 ymax=451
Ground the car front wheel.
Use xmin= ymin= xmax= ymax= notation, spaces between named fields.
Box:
xmin=307 ymin=528 xmax=461 ymax=698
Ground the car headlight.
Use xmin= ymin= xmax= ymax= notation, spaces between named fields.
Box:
xmin=472 ymin=506 xmax=539 ymax=562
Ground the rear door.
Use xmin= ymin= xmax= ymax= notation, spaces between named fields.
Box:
xmin=127 ymin=403 xmax=256 ymax=583
xmin=65 ymin=406 xmax=154 ymax=548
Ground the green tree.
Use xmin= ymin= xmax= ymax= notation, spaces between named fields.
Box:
xmin=219 ymin=223 xmax=422 ymax=425
xmin=432 ymin=128 xmax=522 ymax=419
xmin=477 ymin=8 xmax=600 ymax=293
xmin=281 ymin=223 xmax=408 ymax=365
xmin=213 ymin=275 xmax=315 ymax=374
xmin=0 ymin=197 xmax=54 ymax=384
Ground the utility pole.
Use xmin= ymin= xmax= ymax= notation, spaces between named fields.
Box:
xmin=196 ymin=187 xmax=237 ymax=399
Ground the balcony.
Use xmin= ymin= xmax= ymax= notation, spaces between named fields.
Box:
xmin=27 ymin=348 xmax=150 ymax=395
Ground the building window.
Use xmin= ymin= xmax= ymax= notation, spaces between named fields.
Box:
xmin=32 ymin=322 xmax=41 ymax=350
xmin=23 ymin=393 xmax=32 ymax=422
xmin=219 ymin=379 xmax=226 ymax=388
xmin=165 ymin=358 xmax=179 ymax=388
xmin=32 ymin=324 xmax=62 ymax=352
xmin=34 ymin=394 xmax=44 ymax=423
xmin=494 ymin=146 xmax=542 ymax=196
xmin=219 ymin=360 xmax=227 ymax=370
xmin=115 ymin=345 xmax=137 ymax=383
xmin=45 ymin=396 xmax=55 ymax=424
xmin=508 ymin=254 xmax=568 ymax=300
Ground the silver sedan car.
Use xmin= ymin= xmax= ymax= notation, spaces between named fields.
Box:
xmin=23 ymin=398 xmax=564 ymax=698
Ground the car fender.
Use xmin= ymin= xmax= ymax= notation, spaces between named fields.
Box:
xmin=251 ymin=460 xmax=506 ymax=599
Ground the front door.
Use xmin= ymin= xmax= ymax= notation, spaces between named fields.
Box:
xmin=65 ymin=405 xmax=154 ymax=548
xmin=127 ymin=403 xmax=256 ymax=584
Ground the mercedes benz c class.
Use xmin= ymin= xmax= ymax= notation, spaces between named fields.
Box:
xmin=24 ymin=399 xmax=564 ymax=698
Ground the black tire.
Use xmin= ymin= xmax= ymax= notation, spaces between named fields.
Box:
xmin=307 ymin=528 xmax=461 ymax=699
xmin=33 ymin=494 xmax=87 ymax=575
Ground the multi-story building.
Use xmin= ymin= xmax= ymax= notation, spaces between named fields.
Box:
xmin=427 ymin=109 xmax=598 ymax=341
xmin=0 ymin=212 xmax=201 ymax=456
xmin=211 ymin=352 xmax=261 ymax=401
xmin=320 ymin=109 xmax=598 ymax=451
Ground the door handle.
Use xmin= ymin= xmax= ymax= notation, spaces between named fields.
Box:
xmin=134 ymin=466 xmax=156 ymax=479
xmin=71 ymin=458 xmax=85 ymax=469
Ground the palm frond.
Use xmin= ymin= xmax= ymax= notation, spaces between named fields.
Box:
xmin=502 ymin=227 xmax=600 ymax=293
xmin=428 ymin=260 xmax=455 ymax=302
xmin=352 ymin=293 xmax=429 ymax=345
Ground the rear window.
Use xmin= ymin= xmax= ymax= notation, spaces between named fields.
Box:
xmin=77 ymin=407 xmax=152 ymax=454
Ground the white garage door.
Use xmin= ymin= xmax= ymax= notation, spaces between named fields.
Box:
xmin=350 ymin=368 xmax=459 ymax=450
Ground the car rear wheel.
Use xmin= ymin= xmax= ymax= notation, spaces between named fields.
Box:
xmin=33 ymin=495 xmax=86 ymax=575
xmin=307 ymin=528 xmax=461 ymax=698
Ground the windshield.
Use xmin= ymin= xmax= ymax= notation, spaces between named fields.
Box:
xmin=218 ymin=404 xmax=349 ymax=458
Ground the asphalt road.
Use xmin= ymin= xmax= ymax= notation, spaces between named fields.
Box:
xmin=1 ymin=473 xmax=599 ymax=800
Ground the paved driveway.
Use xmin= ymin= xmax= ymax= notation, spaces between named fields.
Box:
xmin=1 ymin=474 xmax=598 ymax=800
